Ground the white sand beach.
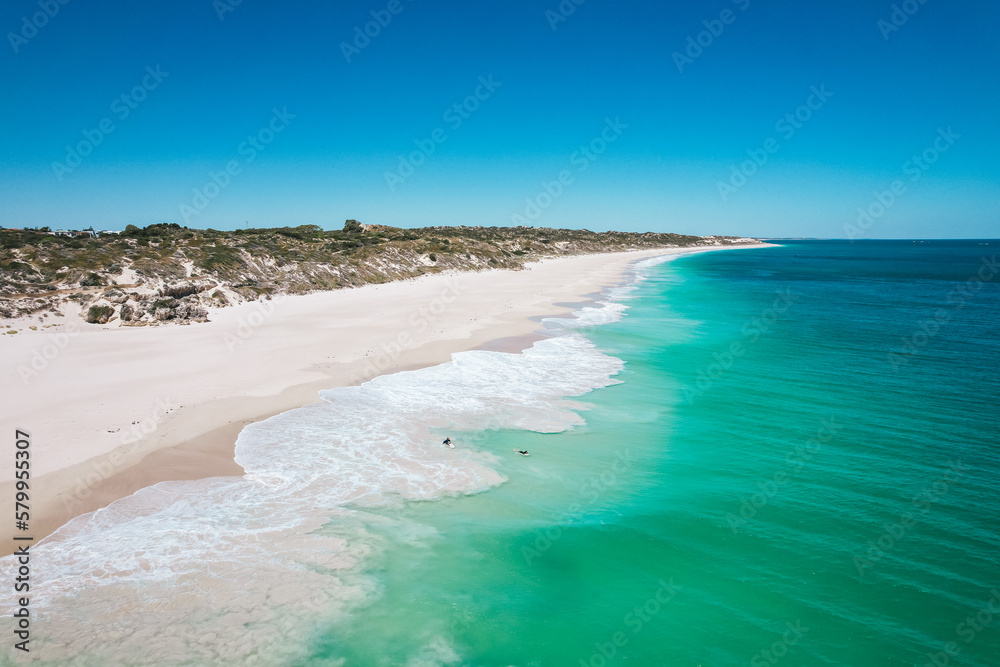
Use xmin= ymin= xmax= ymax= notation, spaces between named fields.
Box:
xmin=0 ymin=246 xmax=762 ymax=555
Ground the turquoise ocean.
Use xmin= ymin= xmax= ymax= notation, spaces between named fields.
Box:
xmin=309 ymin=240 xmax=1000 ymax=665
xmin=6 ymin=240 xmax=999 ymax=666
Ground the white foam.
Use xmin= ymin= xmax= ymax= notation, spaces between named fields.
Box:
xmin=0 ymin=252 xmax=689 ymax=663
xmin=539 ymin=251 xmax=690 ymax=332
xmin=1 ymin=329 xmax=626 ymax=664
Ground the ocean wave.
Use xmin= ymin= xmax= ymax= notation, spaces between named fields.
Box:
xmin=0 ymin=285 xmax=638 ymax=665
xmin=539 ymin=250 xmax=684 ymax=331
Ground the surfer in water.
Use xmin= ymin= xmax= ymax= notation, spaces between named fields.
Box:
xmin=515 ymin=450 xmax=529 ymax=456
xmin=443 ymin=437 xmax=454 ymax=448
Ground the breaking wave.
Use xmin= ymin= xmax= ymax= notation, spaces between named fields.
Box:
xmin=0 ymin=253 xmax=675 ymax=665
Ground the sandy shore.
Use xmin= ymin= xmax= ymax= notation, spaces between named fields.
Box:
xmin=1 ymin=246 xmax=764 ymax=554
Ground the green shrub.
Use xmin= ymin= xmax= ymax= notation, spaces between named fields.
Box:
xmin=199 ymin=244 xmax=241 ymax=270
xmin=85 ymin=305 xmax=114 ymax=324
xmin=151 ymin=298 xmax=177 ymax=310
xmin=79 ymin=273 xmax=105 ymax=287
xmin=160 ymin=284 xmax=199 ymax=299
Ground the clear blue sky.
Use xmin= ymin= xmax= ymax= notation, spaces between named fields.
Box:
xmin=1 ymin=0 xmax=997 ymax=237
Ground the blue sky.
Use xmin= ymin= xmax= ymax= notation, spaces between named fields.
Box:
xmin=1 ymin=0 xmax=997 ymax=237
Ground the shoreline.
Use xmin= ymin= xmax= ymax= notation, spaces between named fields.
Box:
xmin=2 ymin=245 xmax=769 ymax=555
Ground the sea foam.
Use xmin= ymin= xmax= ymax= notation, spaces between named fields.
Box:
xmin=0 ymin=259 xmax=663 ymax=665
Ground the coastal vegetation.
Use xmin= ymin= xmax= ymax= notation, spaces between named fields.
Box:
xmin=0 ymin=221 xmax=757 ymax=325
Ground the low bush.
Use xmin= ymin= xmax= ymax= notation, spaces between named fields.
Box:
xmin=79 ymin=273 xmax=105 ymax=287
xmin=160 ymin=284 xmax=200 ymax=299
xmin=151 ymin=298 xmax=178 ymax=310
xmin=85 ymin=305 xmax=114 ymax=324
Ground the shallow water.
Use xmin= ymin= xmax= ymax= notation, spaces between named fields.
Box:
xmin=307 ymin=241 xmax=1000 ymax=666
xmin=4 ymin=241 xmax=998 ymax=666
xmin=1 ymin=280 xmax=630 ymax=665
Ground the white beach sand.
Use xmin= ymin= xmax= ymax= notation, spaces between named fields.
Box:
xmin=0 ymin=247 xmax=761 ymax=554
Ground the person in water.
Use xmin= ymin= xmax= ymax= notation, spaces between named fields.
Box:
xmin=443 ymin=437 xmax=453 ymax=447
xmin=516 ymin=450 xmax=529 ymax=456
